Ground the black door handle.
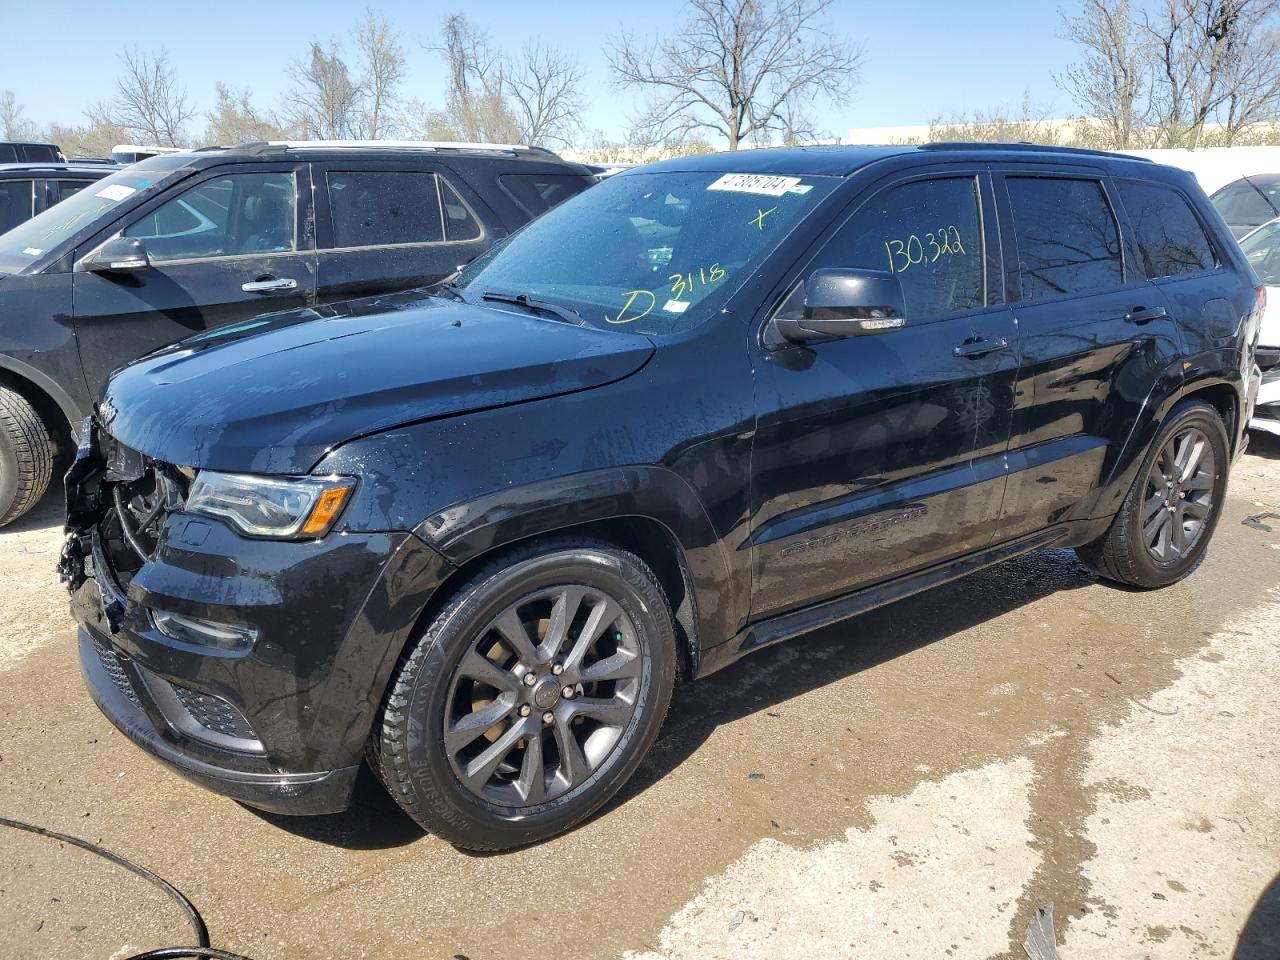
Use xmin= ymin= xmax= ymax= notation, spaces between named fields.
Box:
xmin=1124 ymin=305 xmax=1168 ymax=325
xmin=953 ymin=337 xmax=1009 ymax=359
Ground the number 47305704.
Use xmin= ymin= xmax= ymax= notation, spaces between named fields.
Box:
xmin=883 ymin=225 xmax=966 ymax=274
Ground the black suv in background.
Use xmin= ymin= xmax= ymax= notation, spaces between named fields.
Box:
xmin=0 ymin=161 xmax=120 ymax=235
xmin=63 ymin=144 xmax=1260 ymax=851
xmin=0 ymin=141 xmax=594 ymax=524
xmin=0 ymin=141 xmax=65 ymax=164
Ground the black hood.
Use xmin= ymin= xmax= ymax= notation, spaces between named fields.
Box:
xmin=99 ymin=293 xmax=655 ymax=473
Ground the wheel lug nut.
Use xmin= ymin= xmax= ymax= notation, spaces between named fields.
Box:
xmin=562 ymin=685 xmax=575 ymax=699
xmin=519 ymin=704 xmax=531 ymax=717
xmin=523 ymin=673 xmax=537 ymax=686
xmin=551 ymin=663 xmax=564 ymax=676
xmin=542 ymin=711 xmax=555 ymax=725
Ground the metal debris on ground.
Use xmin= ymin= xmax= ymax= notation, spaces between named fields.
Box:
xmin=1242 ymin=512 xmax=1280 ymax=532
xmin=1023 ymin=902 xmax=1062 ymax=960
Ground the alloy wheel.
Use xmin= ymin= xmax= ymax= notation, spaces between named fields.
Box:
xmin=443 ymin=585 xmax=643 ymax=807
xmin=1142 ymin=425 xmax=1217 ymax=563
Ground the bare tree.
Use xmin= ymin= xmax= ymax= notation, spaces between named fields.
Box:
xmin=1 ymin=90 xmax=38 ymax=140
xmin=100 ymin=48 xmax=195 ymax=147
xmin=430 ymin=14 xmax=521 ymax=142
xmin=503 ymin=42 xmax=585 ymax=148
xmin=1057 ymin=0 xmax=1150 ymax=147
xmin=284 ymin=39 xmax=362 ymax=139
xmin=353 ymin=9 xmax=406 ymax=138
xmin=1059 ymin=0 xmax=1280 ymax=147
xmin=608 ymin=0 xmax=864 ymax=150
xmin=205 ymin=83 xmax=291 ymax=145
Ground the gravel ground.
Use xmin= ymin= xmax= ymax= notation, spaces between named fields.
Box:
xmin=0 ymin=436 xmax=1278 ymax=960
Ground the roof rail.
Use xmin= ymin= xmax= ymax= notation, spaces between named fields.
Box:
xmin=203 ymin=139 xmax=561 ymax=159
xmin=919 ymin=141 xmax=1153 ymax=162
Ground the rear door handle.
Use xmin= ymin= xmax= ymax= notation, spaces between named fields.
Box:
xmin=953 ymin=337 xmax=1009 ymax=359
xmin=1124 ymin=305 xmax=1168 ymax=325
xmin=241 ymin=277 xmax=298 ymax=294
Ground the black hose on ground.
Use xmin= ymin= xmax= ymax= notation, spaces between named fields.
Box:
xmin=0 ymin=815 xmax=256 ymax=960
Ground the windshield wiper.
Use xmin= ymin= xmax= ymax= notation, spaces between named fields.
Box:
xmin=1240 ymin=174 xmax=1280 ymax=218
xmin=480 ymin=290 xmax=588 ymax=326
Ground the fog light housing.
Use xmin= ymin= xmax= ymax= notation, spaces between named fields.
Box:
xmin=152 ymin=609 xmax=258 ymax=653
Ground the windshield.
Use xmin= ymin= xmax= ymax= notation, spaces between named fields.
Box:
xmin=1211 ymin=178 xmax=1280 ymax=226
xmin=455 ymin=170 xmax=839 ymax=335
xmin=1242 ymin=219 xmax=1280 ymax=285
xmin=0 ymin=161 xmax=186 ymax=273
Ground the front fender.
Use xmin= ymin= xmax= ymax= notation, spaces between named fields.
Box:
xmin=415 ymin=464 xmax=742 ymax=670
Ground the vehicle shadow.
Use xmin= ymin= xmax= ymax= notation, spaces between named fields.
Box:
xmin=1 ymin=482 xmax=65 ymax=535
xmin=614 ymin=546 xmax=1095 ymax=809
xmin=1234 ymin=872 xmax=1280 ymax=959
xmin=1247 ymin=431 xmax=1280 ymax=461
xmin=254 ymin=547 xmax=1097 ymax=852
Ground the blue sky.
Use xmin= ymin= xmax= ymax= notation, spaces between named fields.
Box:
xmin=2 ymin=0 xmax=1081 ymax=142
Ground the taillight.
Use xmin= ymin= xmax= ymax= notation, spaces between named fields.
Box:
xmin=1256 ymin=283 xmax=1268 ymax=315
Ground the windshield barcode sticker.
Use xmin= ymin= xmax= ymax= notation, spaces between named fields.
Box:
xmin=95 ymin=184 xmax=136 ymax=202
xmin=707 ymin=174 xmax=803 ymax=196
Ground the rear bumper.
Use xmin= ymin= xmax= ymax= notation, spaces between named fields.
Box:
xmin=78 ymin=624 xmax=359 ymax=815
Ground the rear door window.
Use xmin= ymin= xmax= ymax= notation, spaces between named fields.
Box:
xmin=1005 ymin=177 xmax=1124 ymax=301
xmin=1117 ymin=180 xmax=1218 ymax=279
xmin=0 ymin=178 xmax=35 ymax=233
xmin=326 ymin=170 xmax=444 ymax=247
xmin=124 ymin=172 xmax=298 ymax=262
xmin=499 ymin=174 xmax=591 ymax=217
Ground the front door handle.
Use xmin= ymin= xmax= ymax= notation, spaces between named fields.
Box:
xmin=241 ymin=277 xmax=298 ymax=294
xmin=1124 ymin=305 xmax=1168 ymax=325
xmin=953 ymin=337 xmax=1009 ymax=359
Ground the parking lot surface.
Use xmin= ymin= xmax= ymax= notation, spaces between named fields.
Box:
xmin=2 ymin=439 xmax=1278 ymax=960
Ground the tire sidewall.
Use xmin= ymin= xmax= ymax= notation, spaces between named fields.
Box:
xmin=0 ymin=425 xmax=18 ymax=522
xmin=1123 ymin=402 xmax=1230 ymax=584
xmin=395 ymin=547 xmax=676 ymax=847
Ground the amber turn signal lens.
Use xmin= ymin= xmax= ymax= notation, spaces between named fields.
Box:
xmin=300 ymin=483 xmax=354 ymax=536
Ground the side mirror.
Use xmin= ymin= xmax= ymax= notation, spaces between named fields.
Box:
xmin=81 ymin=237 xmax=150 ymax=274
xmin=773 ymin=268 xmax=907 ymax=344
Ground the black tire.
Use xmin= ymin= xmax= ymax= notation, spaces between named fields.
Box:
xmin=1078 ymin=399 xmax=1229 ymax=589
xmin=0 ymin=385 xmax=54 ymax=527
xmin=373 ymin=538 xmax=676 ymax=850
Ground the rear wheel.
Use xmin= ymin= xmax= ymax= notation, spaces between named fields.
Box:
xmin=1078 ymin=400 xmax=1229 ymax=589
xmin=373 ymin=539 xmax=676 ymax=850
xmin=0 ymin=386 xmax=54 ymax=527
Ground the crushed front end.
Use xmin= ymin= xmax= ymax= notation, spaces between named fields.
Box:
xmin=59 ymin=417 xmax=440 ymax=815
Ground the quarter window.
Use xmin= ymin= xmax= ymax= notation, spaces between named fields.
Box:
xmin=1006 ymin=177 xmax=1124 ymax=300
xmin=499 ymin=174 xmax=591 ymax=216
xmin=124 ymin=172 xmax=298 ymax=262
xmin=806 ymin=176 xmax=986 ymax=323
xmin=1117 ymin=181 xmax=1217 ymax=279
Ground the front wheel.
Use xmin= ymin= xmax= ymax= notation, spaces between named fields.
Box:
xmin=1078 ymin=399 xmax=1229 ymax=589
xmin=373 ymin=538 xmax=677 ymax=850
xmin=0 ymin=385 xmax=54 ymax=527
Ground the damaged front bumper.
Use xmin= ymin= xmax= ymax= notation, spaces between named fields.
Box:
xmin=60 ymin=418 xmax=448 ymax=816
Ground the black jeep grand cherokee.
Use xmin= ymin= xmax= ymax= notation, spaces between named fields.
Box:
xmin=63 ymin=143 xmax=1262 ymax=850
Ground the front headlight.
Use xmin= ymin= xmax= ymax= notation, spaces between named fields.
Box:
xmin=186 ymin=472 xmax=356 ymax=539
